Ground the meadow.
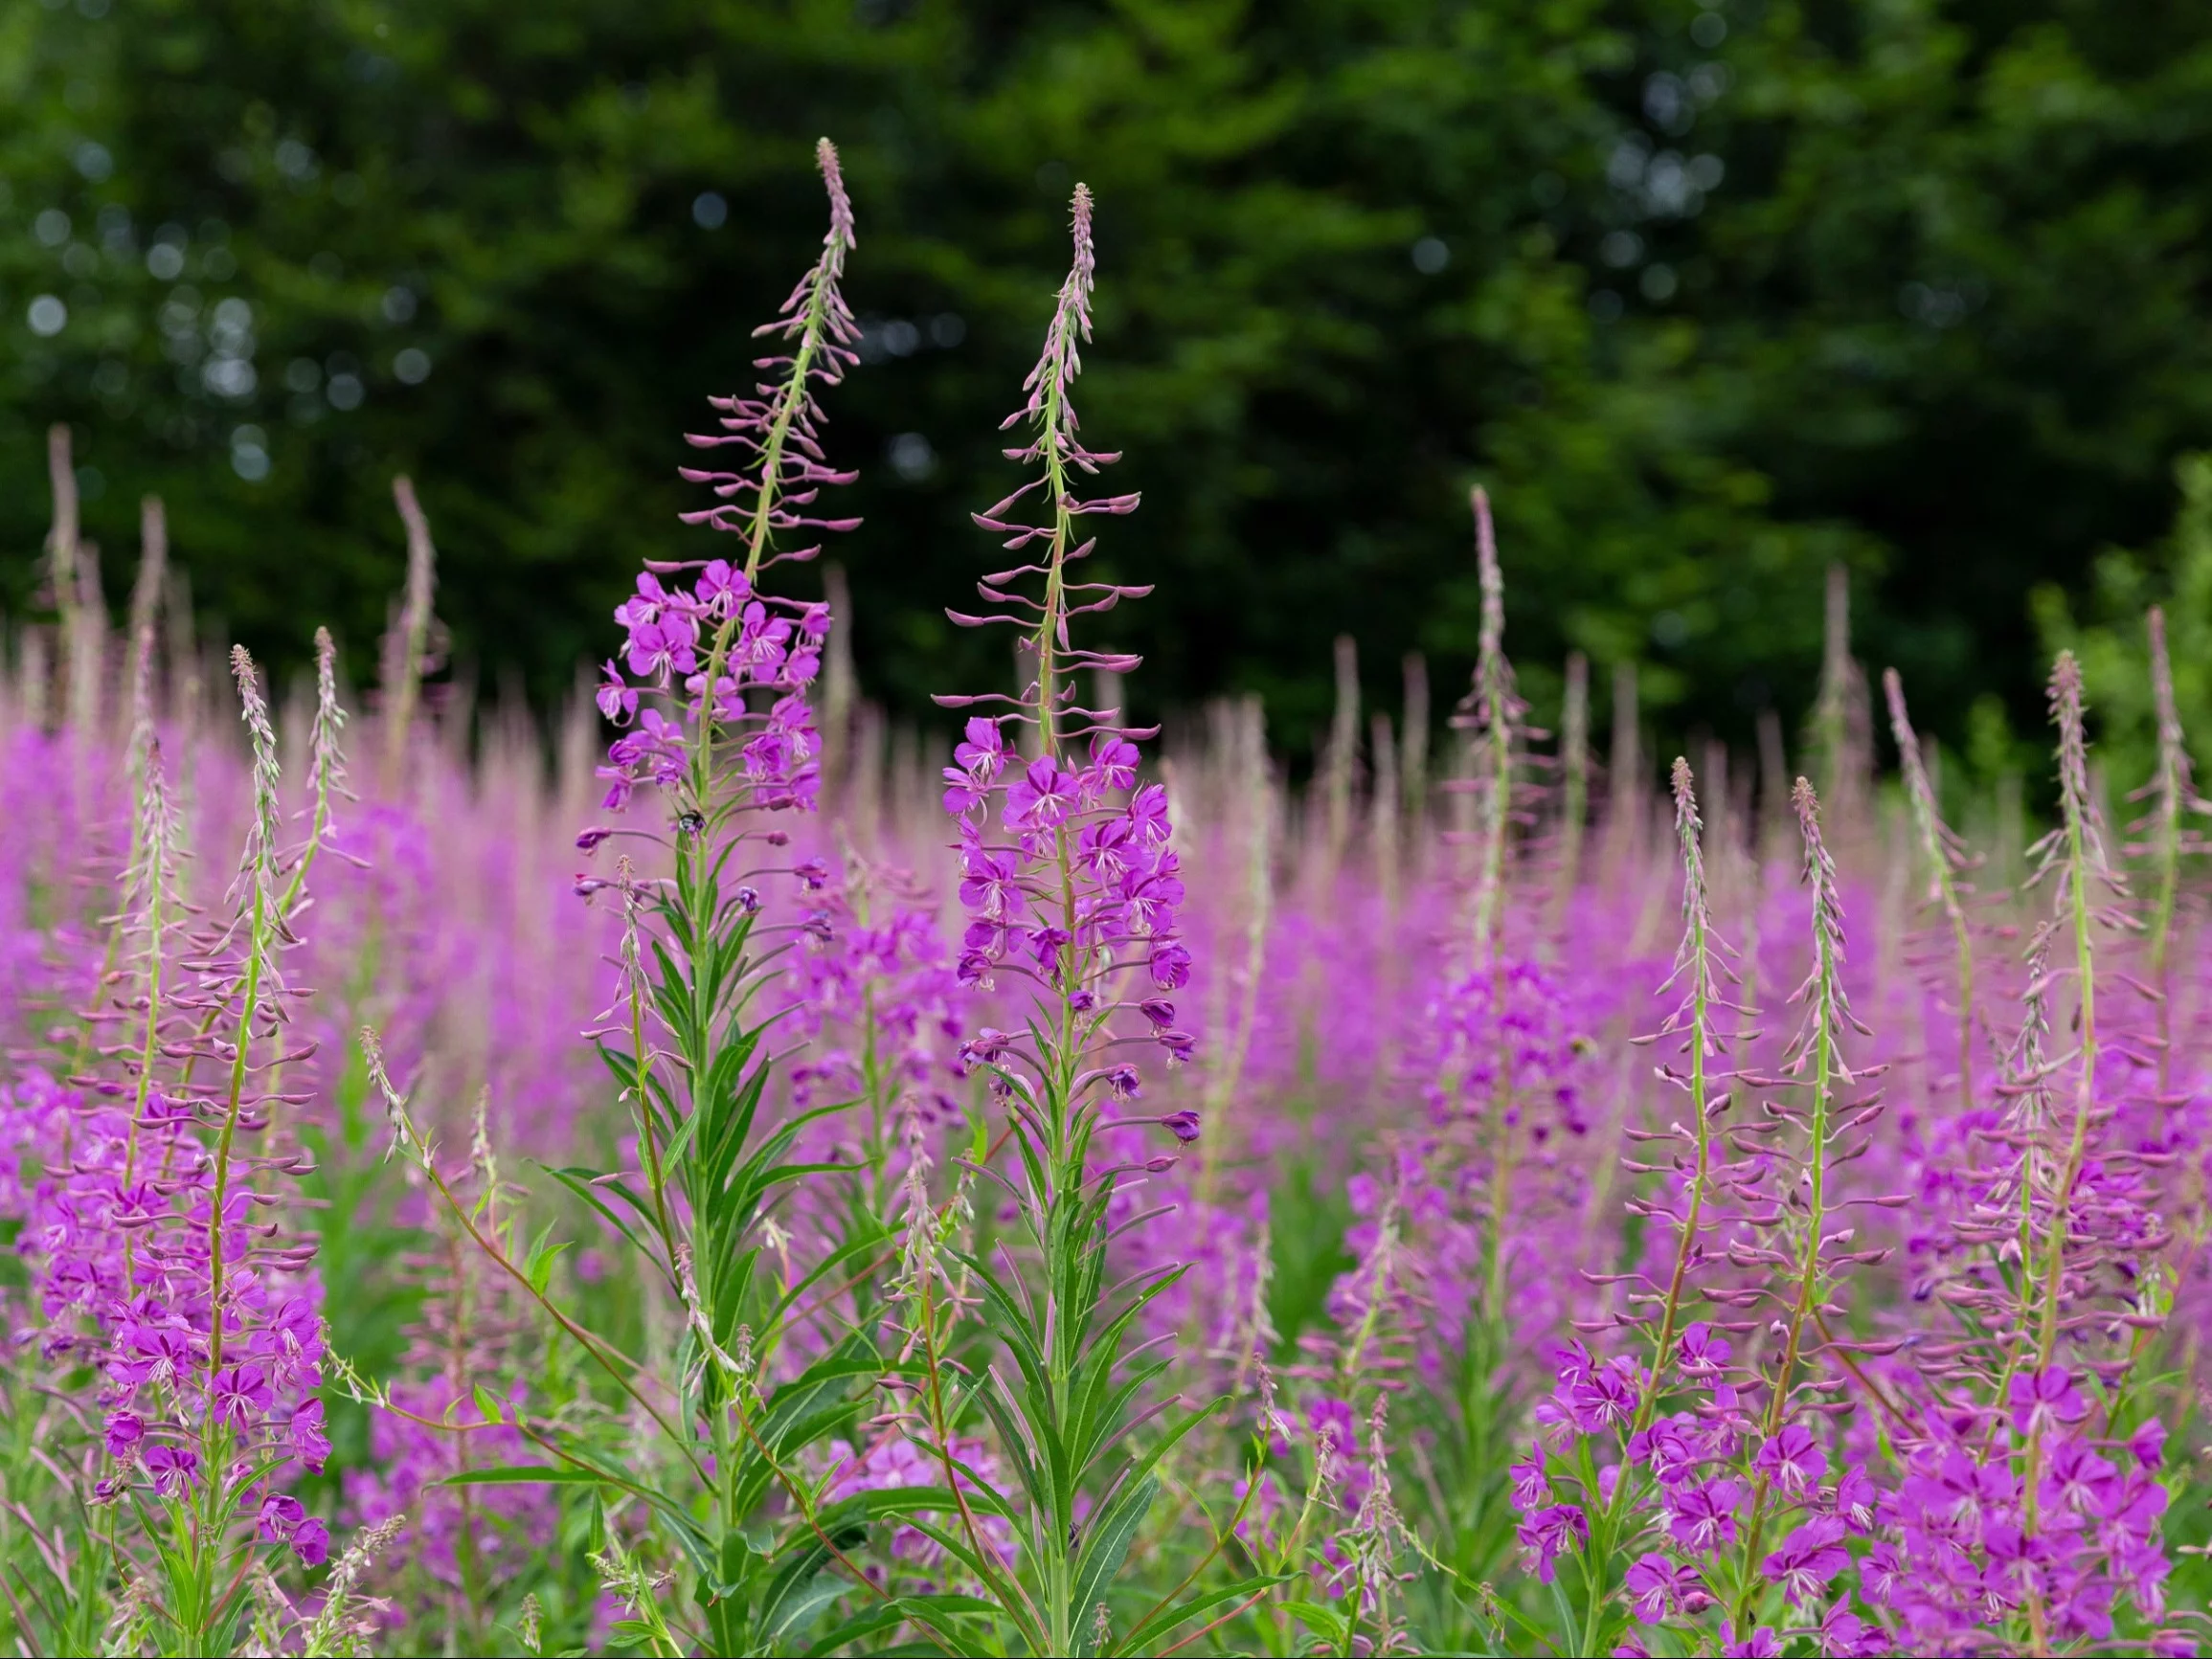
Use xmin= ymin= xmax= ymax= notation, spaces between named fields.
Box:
xmin=2 ymin=142 xmax=2207 ymax=1657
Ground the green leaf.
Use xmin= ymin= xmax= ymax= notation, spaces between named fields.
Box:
xmin=443 ymin=1465 xmax=611 ymax=1486
xmin=1117 ymin=1575 xmax=1286 ymax=1657
xmin=519 ymin=1218 xmax=571 ymax=1293
xmin=1070 ymin=1472 xmax=1155 ymax=1626
xmin=1278 ymin=1599 xmax=1350 ymax=1646
xmin=767 ymin=1578 xmax=847 ymax=1646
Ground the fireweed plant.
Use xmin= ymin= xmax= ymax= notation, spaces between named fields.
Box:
xmin=905 ymin=181 xmax=1266 ymax=1657
xmin=347 ymin=138 xmax=973 ymax=1658
xmin=11 ymin=146 xmax=2212 ymax=1659
xmin=5 ymin=639 xmax=355 ymax=1655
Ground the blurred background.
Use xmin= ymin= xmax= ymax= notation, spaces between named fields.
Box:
xmin=5 ymin=0 xmax=2212 ymax=779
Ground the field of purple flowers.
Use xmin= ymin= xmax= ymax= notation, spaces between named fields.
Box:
xmin=5 ymin=143 xmax=2211 ymax=1657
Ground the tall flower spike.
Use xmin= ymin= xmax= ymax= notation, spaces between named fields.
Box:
xmin=283 ymin=627 xmax=351 ymax=918
xmin=937 ymin=183 xmax=1173 ymax=1001
xmin=1464 ymin=486 xmax=1518 ymax=964
xmin=1621 ymin=759 xmax=1731 ymax=1391
xmin=1883 ymin=668 xmax=1976 ymax=1111
xmin=1556 ymin=650 xmax=1590 ymax=905
xmin=599 ymin=140 xmax=859 ymax=816
xmin=949 ymin=185 xmax=1144 ymax=748
xmin=227 ymin=645 xmax=288 ymax=990
xmin=678 ymin=137 xmax=861 ymax=577
xmin=383 ymin=475 xmax=439 ymax=778
xmin=206 ymin=646 xmax=291 ymax=1379
xmin=125 ymin=494 xmax=168 ymax=767
xmin=1722 ymin=776 xmax=1880 ymax=1632
xmin=120 ymin=738 xmax=180 ymax=1180
xmin=2137 ymin=606 xmax=2206 ymax=1102
xmin=2024 ymin=650 xmax=2130 ymax=1360
xmin=917 ymin=188 xmax=1223 ymax=1656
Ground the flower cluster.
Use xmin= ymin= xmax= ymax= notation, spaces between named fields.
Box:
xmin=943 ymin=724 xmax=1188 ymax=1006
xmin=18 ymin=1070 xmax=320 ymax=1531
xmin=1512 ymin=1320 xmax=1890 ymax=1656
xmin=1875 ymin=1400 xmax=2173 ymax=1648
xmin=9 ymin=650 xmax=342 ymax=1601
xmin=595 ymin=138 xmax=858 ymax=818
xmin=596 ymin=563 xmax=831 ymax=811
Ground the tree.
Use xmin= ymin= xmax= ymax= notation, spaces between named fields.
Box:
xmin=5 ymin=0 xmax=2211 ymax=766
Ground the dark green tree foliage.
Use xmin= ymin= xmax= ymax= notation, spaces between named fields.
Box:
xmin=4 ymin=0 xmax=2211 ymax=762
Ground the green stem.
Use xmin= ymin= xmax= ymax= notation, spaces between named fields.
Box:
xmin=1732 ymin=874 xmax=1838 ymax=1627
xmin=686 ymin=246 xmax=837 ymax=809
xmin=204 ymin=878 xmax=268 ymax=1377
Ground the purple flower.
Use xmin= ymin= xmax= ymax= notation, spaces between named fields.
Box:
xmin=1004 ymin=757 xmax=1080 ymax=831
xmin=145 ymin=1443 xmax=198 ymax=1498
xmin=734 ymin=601 xmax=793 ymax=682
xmin=1832 ymin=1463 xmax=1880 ymax=1533
xmin=1077 ymin=815 xmax=1136 ymax=885
xmin=624 ymin=617 xmax=698 ymax=683
xmin=1722 ymin=1624 xmax=1781 ymax=1658
xmin=1121 ymin=845 xmax=1185 ymax=931
xmin=1128 ymin=782 xmax=1170 ymax=843
xmin=959 ymin=842 xmax=1025 ymax=922
xmin=1675 ymin=1322 xmax=1731 ymax=1379
xmin=1148 ymin=939 xmax=1191 ymax=991
xmin=1517 ymin=1504 xmax=1589 ymax=1584
xmin=1901 ymin=1446 xmax=2012 ymax=1528
xmin=2129 ymin=1417 xmax=2168 ymax=1469
xmin=1628 ymin=1413 xmax=1703 ymax=1487
xmin=611 ymin=579 xmax=661 ymax=631
xmin=1084 ymin=732 xmax=1139 ymax=796
xmin=213 ymin=1363 xmax=275 ymax=1427
xmin=1753 ymin=1424 xmax=1826 ymax=1497
xmin=1028 ymin=924 xmax=1073 ymax=975
xmin=291 ymin=1398 xmax=331 ymax=1473
xmin=110 ymin=1321 xmax=195 ymax=1391
xmin=696 ymin=558 xmax=749 ymax=617
xmin=104 ymin=1410 xmax=145 ymax=1459
xmin=1160 ymin=1109 xmax=1201 ymax=1144
xmin=259 ymin=1492 xmax=305 ymax=1545
xmin=1860 ymin=1540 xmax=1905 ymax=1607
xmin=1567 ymin=1356 xmax=1642 ymax=1433
xmin=1624 ymin=1553 xmax=1700 ymax=1624
xmin=1509 ymin=1455 xmax=1550 ymax=1511
xmin=954 ymin=718 xmax=1009 ymax=784
xmin=2041 ymin=1438 xmax=2118 ymax=1517
xmin=291 ymin=1517 xmax=329 ymax=1566
xmin=1664 ymin=1476 xmax=1741 ymax=1555
xmin=596 ymin=661 xmax=638 ymax=723
xmin=249 ymin=1295 xmax=324 ymax=1385
xmin=1762 ymin=1514 xmax=1850 ymax=1606
xmin=2007 ymin=1365 xmax=2089 ymax=1434
xmin=1815 ymin=1603 xmax=1881 ymax=1658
